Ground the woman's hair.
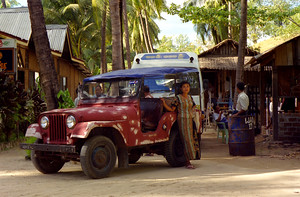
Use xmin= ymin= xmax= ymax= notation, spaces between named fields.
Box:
xmin=179 ymin=81 xmax=190 ymax=88
xmin=178 ymin=81 xmax=190 ymax=94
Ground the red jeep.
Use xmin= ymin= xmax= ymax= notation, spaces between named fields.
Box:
xmin=20 ymin=66 xmax=202 ymax=179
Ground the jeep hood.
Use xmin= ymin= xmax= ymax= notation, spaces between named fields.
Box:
xmin=41 ymin=105 xmax=130 ymax=122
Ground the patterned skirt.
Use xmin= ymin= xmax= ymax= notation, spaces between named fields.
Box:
xmin=177 ymin=117 xmax=200 ymax=160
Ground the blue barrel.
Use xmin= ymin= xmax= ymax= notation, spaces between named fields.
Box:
xmin=228 ymin=116 xmax=255 ymax=156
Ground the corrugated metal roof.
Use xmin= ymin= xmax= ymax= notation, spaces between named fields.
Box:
xmin=0 ymin=7 xmax=31 ymax=41
xmin=246 ymin=34 xmax=300 ymax=67
xmin=0 ymin=7 xmax=90 ymax=75
xmin=46 ymin=25 xmax=67 ymax=53
xmin=0 ymin=8 xmax=66 ymax=53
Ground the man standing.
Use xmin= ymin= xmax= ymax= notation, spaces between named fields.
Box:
xmin=233 ymin=82 xmax=249 ymax=117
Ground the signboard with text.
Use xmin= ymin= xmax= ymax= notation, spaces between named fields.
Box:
xmin=0 ymin=39 xmax=17 ymax=73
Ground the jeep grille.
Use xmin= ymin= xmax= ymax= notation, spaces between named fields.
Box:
xmin=49 ymin=114 xmax=67 ymax=143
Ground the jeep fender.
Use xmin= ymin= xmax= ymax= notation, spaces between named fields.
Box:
xmin=70 ymin=121 xmax=127 ymax=142
xmin=25 ymin=123 xmax=42 ymax=139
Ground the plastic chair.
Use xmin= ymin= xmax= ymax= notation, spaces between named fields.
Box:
xmin=216 ymin=122 xmax=229 ymax=144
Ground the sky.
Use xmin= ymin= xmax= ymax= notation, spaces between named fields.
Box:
xmin=17 ymin=0 xmax=197 ymax=42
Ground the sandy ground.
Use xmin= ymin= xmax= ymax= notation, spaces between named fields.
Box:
xmin=0 ymin=128 xmax=300 ymax=197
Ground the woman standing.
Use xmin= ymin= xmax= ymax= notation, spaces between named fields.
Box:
xmin=161 ymin=81 xmax=200 ymax=169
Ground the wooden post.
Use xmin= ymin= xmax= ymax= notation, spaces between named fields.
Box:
xmin=272 ymin=65 xmax=279 ymax=140
xmin=260 ymin=66 xmax=266 ymax=126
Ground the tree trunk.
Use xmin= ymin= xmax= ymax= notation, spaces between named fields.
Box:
xmin=139 ymin=12 xmax=150 ymax=53
xmin=228 ymin=1 xmax=232 ymax=39
xmin=27 ymin=0 xmax=59 ymax=110
xmin=144 ymin=9 xmax=154 ymax=53
xmin=234 ymin=0 xmax=247 ymax=106
xmin=119 ymin=0 xmax=125 ymax=69
xmin=109 ymin=0 xmax=123 ymax=71
xmin=101 ymin=1 xmax=107 ymax=74
xmin=122 ymin=0 xmax=131 ymax=69
xmin=1 ymin=0 xmax=6 ymax=8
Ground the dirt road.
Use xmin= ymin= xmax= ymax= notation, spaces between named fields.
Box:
xmin=1 ymin=130 xmax=300 ymax=197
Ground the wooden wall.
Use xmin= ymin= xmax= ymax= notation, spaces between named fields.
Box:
xmin=17 ymin=44 xmax=87 ymax=100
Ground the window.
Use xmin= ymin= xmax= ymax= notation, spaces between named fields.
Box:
xmin=60 ymin=77 xmax=67 ymax=91
xmin=29 ymin=71 xmax=39 ymax=89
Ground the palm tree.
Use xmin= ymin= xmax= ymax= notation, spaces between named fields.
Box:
xmin=184 ymin=0 xmax=240 ymax=45
xmin=43 ymin=0 xmax=96 ymax=58
xmin=234 ymin=0 xmax=247 ymax=106
xmin=101 ymin=0 xmax=108 ymax=73
xmin=1 ymin=0 xmax=6 ymax=8
xmin=127 ymin=0 xmax=164 ymax=53
xmin=145 ymin=0 xmax=166 ymax=52
xmin=122 ymin=0 xmax=131 ymax=69
xmin=91 ymin=0 xmax=108 ymax=74
xmin=109 ymin=0 xmax=123 ymax=71
xmin=27 ymin=0 xmax=59 ymax=110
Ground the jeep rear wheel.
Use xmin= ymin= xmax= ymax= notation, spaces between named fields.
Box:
xmin=165 ymin=129 xmax=186 ymax=167
xmin=31 ymin=140 xmax=65 ymax=174
xmin=80 ymin=136 xmax=116 ymax=179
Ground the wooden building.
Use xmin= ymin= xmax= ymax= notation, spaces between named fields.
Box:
xmin=247 ymin=34 xmax=300 ymax=142
xmin=0 ymin=8 xmax=91 ymax=99
xmin=198 ymin=39 xmax=261 ymax=111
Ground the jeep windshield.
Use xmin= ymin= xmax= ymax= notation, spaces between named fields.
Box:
xmin=82 ymin=67 xmax=200 ymax=99
xmin=145 ymin=72 xmax=200 ymax=98
xmin=81 ymin=79 xmax=141 ymax=99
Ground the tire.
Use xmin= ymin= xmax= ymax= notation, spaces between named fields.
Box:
xmin=80 ymin=136 xmax=116 ymax=179
xmin=164 ymin=129 xmax=186 ymax=167
xmin=31 ymin=140 xmax=65 ymax=174
xmin=128 ymin=152 xmax=142 ymax=164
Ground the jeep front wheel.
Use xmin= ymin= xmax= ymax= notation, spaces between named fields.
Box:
xmin=164 ymin=129 xmax=186 ymax=167
xmin=31 ymin=140 xmax=65 ymax=174
xmin=80 ymin=136 xmax=116 ymax=179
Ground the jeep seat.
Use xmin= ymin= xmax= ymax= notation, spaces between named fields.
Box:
xmin=140 ymin=98 xmax=163 ymax=131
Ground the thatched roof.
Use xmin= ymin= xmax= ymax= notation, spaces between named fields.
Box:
xmin=197 ymin=39 xmax=259 ymax=71
xmin=198 ymin=39 xmax=258 ymax=57
xmin=198 ymin=56 xmax=258 ymax=71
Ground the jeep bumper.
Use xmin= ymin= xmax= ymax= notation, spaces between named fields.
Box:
xmin=20 ymin=143 xmax=77 ymax=153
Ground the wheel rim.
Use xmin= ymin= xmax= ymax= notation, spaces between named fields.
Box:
xmin=92 ymin=146 xmax=110 ymax=169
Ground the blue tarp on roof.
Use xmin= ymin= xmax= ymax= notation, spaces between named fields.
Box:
xmin=83 ymin=67 xmax=198 ymax=82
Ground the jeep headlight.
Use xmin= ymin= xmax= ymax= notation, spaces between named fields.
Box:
xmin=66 ymin=115 xmax=76 ymax=129
xmin=40 ymin=116 xmax=49 ymax=129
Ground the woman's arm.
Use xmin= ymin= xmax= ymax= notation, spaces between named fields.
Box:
xmin=161 ymin=98 xmax=176 ymax=112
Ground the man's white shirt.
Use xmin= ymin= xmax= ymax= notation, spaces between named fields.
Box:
xmin=236 ymin=91 xmax=249 ymax=111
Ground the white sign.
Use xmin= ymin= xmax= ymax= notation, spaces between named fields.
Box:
xmin=0 ymin=39 xmax=17 ymax=48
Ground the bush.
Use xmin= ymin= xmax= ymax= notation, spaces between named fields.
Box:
xmin=57 ymin=89 xmax=75 ymax=109
xmin=0 ymin=72 xmax=46 ymax=142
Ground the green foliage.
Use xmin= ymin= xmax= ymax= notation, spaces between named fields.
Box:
xmin=156 ymin=34 xmax=199 ymax=53
xmin=0 ymin=72 xmax=47 ymax=143
xmin=0 ymin=0 xmax=20 ymax=8
xmin=0 ymin=72 xmax=26 ymax=142
xmin=169 ymin=0 xmax=300 ymax=45
xmin=35 ymin=76 xmax=45 ymax=101
xmin=57 ymin=89 xmax=75 ymax=109
xmin=25 ymin=137 xmax=37 ymax=157
xmin=26 ymin=85 xmax=47 ymax=123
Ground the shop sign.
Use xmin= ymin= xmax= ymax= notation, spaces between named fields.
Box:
xmin=0 ymin=39 xmax=16 ymax=73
